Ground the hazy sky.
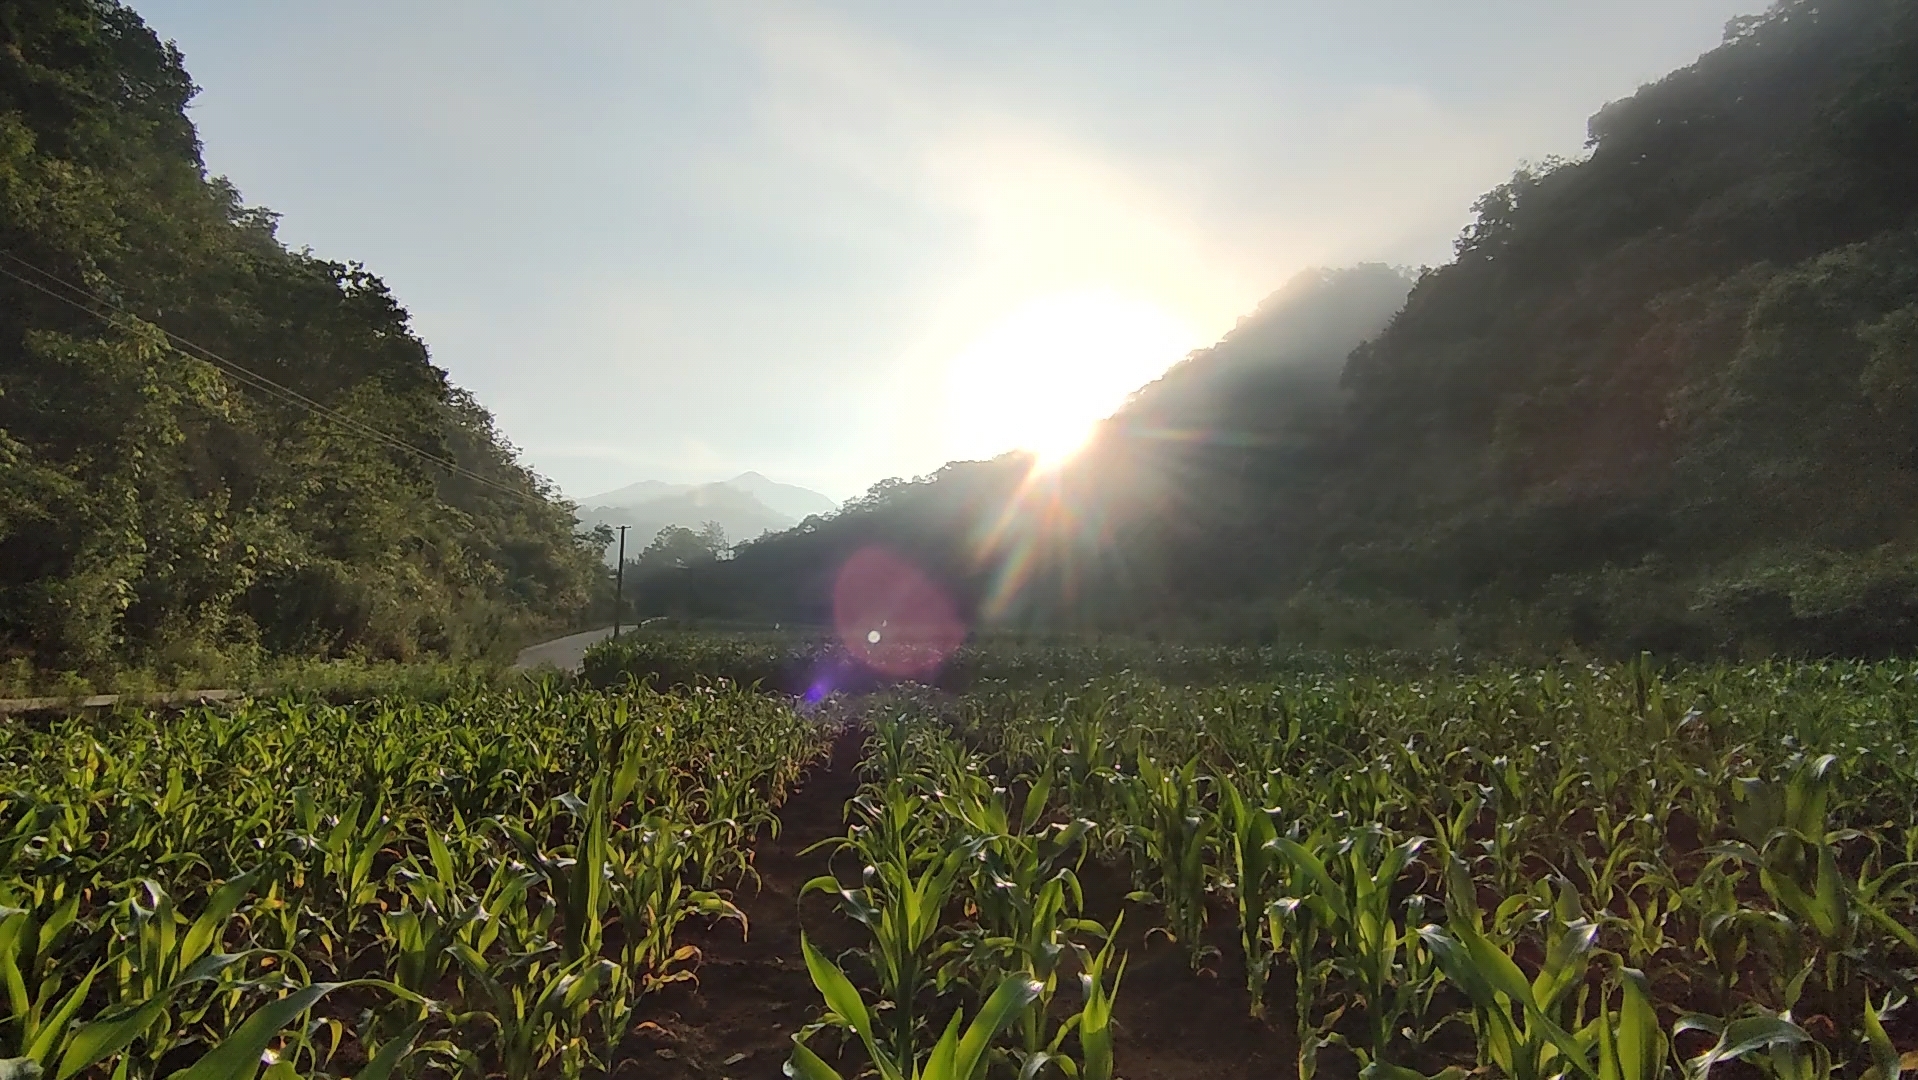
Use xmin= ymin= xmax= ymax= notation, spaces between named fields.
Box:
xmin=136 ymin=0 xmax=1758 ymax=502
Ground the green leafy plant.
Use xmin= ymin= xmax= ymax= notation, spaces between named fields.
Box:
xmin=786 ymin=935 xmax=1040 ymax=1080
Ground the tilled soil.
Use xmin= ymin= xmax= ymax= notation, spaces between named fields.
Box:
xmin=621 ymin=726 xmax=868 ymax=1078
xmin=619 ymin=726 xmax=1307 ymax=1080
xmin=616 ymin=727 xmax=1918 ymax=1080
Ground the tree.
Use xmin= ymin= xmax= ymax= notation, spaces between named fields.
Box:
xmin=633 ymin=524 xmax=727 ymax=576
xmin=696 ymin=520 xmax=730 ymax=560
xmin=0 ymin=0 xmax=603 ymax=675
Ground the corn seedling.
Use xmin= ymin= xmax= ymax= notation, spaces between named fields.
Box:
xmin=788 ymin=935 xmax=1042 ymax=1080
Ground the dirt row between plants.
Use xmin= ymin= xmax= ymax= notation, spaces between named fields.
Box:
xmin=621 ymin=725 xmax=1303 ymax=1080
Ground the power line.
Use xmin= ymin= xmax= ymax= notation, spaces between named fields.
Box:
xmin=0 ymin=250 xmax=535 ymax=503
xmin=0 ymin=249 xmax=562 ymax=510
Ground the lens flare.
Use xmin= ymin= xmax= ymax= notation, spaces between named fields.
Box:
xmin=962 ymin=402 xmax=1232 ymax=624
xmin=832 ymin=545 xmax=967 ymax=678
xmin=964 ymin=451 xmax=1126 ymax=623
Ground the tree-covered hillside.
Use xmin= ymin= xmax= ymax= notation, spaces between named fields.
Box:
xmin=1320 ymin=0 xmax=1918 ymax=655
xmin=652 ymin=0 xmax=1918 ymax=658
xmin=0 ymin=0 xmax=603 ymax=678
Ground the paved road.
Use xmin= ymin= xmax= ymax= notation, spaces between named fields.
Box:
xmin=512 ymin=626 xmax=616 ymax=672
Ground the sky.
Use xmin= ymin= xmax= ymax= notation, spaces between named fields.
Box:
xmin=135 ymin=0 xmax=1761 ymax=503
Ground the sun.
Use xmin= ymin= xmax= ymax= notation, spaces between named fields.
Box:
xmin=943 ymin=290 xmax=1201 ymax=469
xmin=1024 ymin=413 xmax=1100 ymax=471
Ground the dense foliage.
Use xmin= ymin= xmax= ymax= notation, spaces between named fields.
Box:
xmin=0 ymin=684 xmax=830 ymax=1077
xmin=791 ymin=654 xmax=1918 ymax=1079
xmin=1324 ymin=0 xmax=1918 ymax=656
xmin=654 ymin=0 xmax=1918 ymax=659
xmin=0 ymin=0 xmax=604 ymax=681
xmin=7 ymin=639 xmax=1916 ymax=1078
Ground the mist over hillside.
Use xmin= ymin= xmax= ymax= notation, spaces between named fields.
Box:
xmin=10 ymin=0 xmax=1917 ymax=677
xmin=641 ymin=0 xmax=1918 ymax=658
xmin=722 ymin=472 xmax=839 ymax=521
xmin=637 ymin=264 xmax=1415 ymax=627
xmin=580 ymin=480 xmax=691 ymax=509
xmin=576 ymin=473 xmax=838 ymax=562
xmin=584 ymin=473 xmax=835 ymax=520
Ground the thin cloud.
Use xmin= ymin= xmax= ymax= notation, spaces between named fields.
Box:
xmin=142 ymin=0 xmax=1765 ymax=500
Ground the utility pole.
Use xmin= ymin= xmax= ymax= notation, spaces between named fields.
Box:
xmin=612 ymin=525 xmax=628 ymax=639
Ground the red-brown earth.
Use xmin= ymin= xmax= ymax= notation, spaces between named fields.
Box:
xmin=616 ymin=727 xmax=1917 ymax=1080
xmin=621 ymin=727 xmax=1312 ymax=1079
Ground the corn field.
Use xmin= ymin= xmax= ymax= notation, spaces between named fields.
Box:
xmin=789 ymin=654 xmax=1918 ymax=1080
xmin=5 ymin=649 xmax=1918 ymax=1079
xmin=1 ymin=683 xmax=829 ymax=1079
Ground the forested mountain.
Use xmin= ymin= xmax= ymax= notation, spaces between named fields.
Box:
xmin=0 ymin=0 xmax=603 ymax=676
xmin=640 ymin=264 xmax=1415 ymax=629
xmin=652 ymin=0 xmax=1918 ymax=658
xmin=1317 ymin=0 xmax=1918 ymax=656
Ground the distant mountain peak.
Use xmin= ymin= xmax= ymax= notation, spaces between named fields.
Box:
xmin=576 ymin=473 xmax=838 ymax=542
xmin=718 ymin=472 xmax=838 ymax=521
xmin=579 ymin=479 xmax=689 ymax=509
